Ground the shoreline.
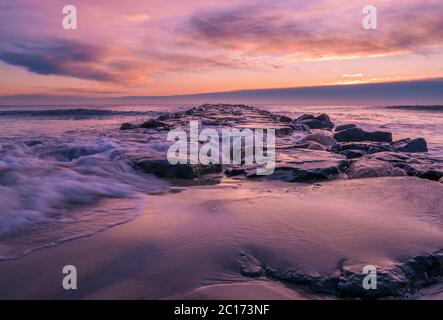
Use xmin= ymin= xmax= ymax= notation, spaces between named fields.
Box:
xmin=0 ymin=177 xmax=442 ymax=299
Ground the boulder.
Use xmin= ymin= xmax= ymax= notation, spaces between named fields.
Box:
xmin=274 ymin=126 xmax=294 ymax=136
xmin=316 ymin=113 xmax=332 ymax=123
xmin=307 ymin=142 xmax=326 ymax=151
xmin=330 ymin=142 xmax=392 ymax=154
xmin=298 ymin=132 xmax=337 ymax=147
xmin=135 ymin=158 xmax=221 ymax=179
xmin=275 ymin=115 xmax=293 ymax=123
xmin=393 ymin=138 xmax=428 ymax=153
xmin=291 ymin=124 xmax=311 ymax=132
xmin=139 ymin=119 xmax=170 ymax=130
xmin=368 ymin=151 xmax=413 ymax=164
xmin=392 ymin=163 xmax=419 ymax=176
xmin=288 ymin=166 xmax=340 ymax=182
xmin=293 ymin=113 xmax=334 ymax=130
xmin=347 ymin=159 xmax=406 ymax=179
xmin=416 ymin=169 xmax=443 ymax=182
xmin=367 ymin=146 xmax=393 ymax=154
xmin=335 ymin=124 xmax=357 ymax=132
xmin=340 ymin=149 xmax=366 ymax=159
xmin=440 ymin=177 xmax=443 ymax=183
xmin=333 ymin=127 xmax=392 ymax=143
xmin=120 ymin=122 xmax=138 ymax=130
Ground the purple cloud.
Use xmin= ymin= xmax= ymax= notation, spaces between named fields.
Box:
xmin=0 ymin=39 xmax=119 ymax=82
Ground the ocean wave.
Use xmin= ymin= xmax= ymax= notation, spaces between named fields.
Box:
xmin=0 ymin=108 xmax=156 ymax=119
xmin=0 ymin=136 xmax=169 ymax=259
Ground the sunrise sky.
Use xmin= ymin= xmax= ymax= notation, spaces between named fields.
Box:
xmin=0 ymin=0 xmax=442 ymax=103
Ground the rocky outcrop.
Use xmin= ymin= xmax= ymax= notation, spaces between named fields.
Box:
xmin=240 ymin=250 xmax=443 ymax=299
xmin=306 ymin=142 xmax=327 ymax=151
xmin=287 ymin=167 xmax=340 ymax=182
xmin=340 ymin=149 xmax=366 ymax=159
xmin=330 ymin=142 xmax=393 ymax=154
xmin=120 ymin=119 xmax=170 ymax=131
xmin=335 ymin=124 xmax=357 ymax=132
xmin=333 ymin=127 xmax=392 ymax=143
xmin=139 ymin=119 xmax=170 ymax=130
xmin=330 ymin=142 xmax=396 ymax=159
xmin=254 ymin=165 xmax=341 ymax=183
xmin=393 ymin=138 xmax=428 ymax=153
xmin=298 ymin=132 xmax=337 ymax=147
xmin=120 ymin=123 xmax=138 ymax=130
xmin=293 ymin=113 xmax=334 ymax=130
xmin=346 ymin=159 xmax=406 ymax=179
xmin=417 ymin=169 xmax=443 ymax=181
xmin=135 ymin=158 xmax=222 ymax=179
xmin=118 ymin=104 xmax=438 ymax=184
xmin=274 ymin=115 xmax=293 ymax=123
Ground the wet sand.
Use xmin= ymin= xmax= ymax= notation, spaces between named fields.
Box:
xmin=0 ymin=176 xmax=442 ymax=299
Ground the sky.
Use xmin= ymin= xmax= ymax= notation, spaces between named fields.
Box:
xmin=0 ymin=0 xmax=442 ymax=104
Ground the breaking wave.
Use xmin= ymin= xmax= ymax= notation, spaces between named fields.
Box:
xmin=0 ymin=135 xmax=169 ymax=259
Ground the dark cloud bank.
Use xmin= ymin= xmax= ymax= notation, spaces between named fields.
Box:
xmin=1 ymin=78 xmax=442 ymax=106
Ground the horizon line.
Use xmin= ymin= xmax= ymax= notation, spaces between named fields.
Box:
xmin=1 ymin=77 xmax=443 ymax=106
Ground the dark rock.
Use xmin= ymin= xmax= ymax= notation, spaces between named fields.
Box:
xmin=331 ymin=143 xmax=370 ymax=153
xmin=274 ymin=126 xmax=294 ymax=136
xmin=330 ymin=142 xmax=392 ymax=154
xmin=297 ymin=119 xmax=332 ymax=130
xmin=337 ymin=271 xmax=403 ymax=299
xmin=368 ymin=152 xmax=443 ymax=181
xmin=242 ymin=249 xmax=443 ymax=299
xmin=367 ymin=146 xmax=391 ymax=154
xmin=287 ymin=166 xmax=340 ymax=182
xmin=120 ymin=122 xmax=138 ymax=130
xmin=298 ymin=132 xmax=337 ymax=147
xmin=157 ymin=114 xmax=170 ymax=121
xmin=311 ymin=277 xmax=340 ymax=295
xmin=316 ymin=113 xmax=332 ymax=123
xmin=392 ymin=163 xmax=419 ymax=176
xmin=291 ymin=124 xmax=311 ymax=132
xmin=139 ymin=119 xmax=170 ymax=130
xmin=338 ymin=160 xmax=353 ymax=171
xmin=224 ymin=168 xmax=246 ymax=176
xmin=135 ymin=159 xmax=222 ymax=179
xmin=340 ymin=149 xmax=366 ymax=159
xmin=275 ymin=115 xmax=293 ymax=123
xmin=333 ymin=127 xmax=392 ymax=143
xmin=416 ymin=169 xmax=443 ymax=181
xmin=296 ymin=114 xmax=316 ymax=121
xmin=368 ymin=152 xmax=413 ymax=164
xmin=335 ymin=124 xmax=357 ymax=132
xmin=293 ymin=113 xmax=334 ymax=130
xmin=393 ymin=138 xmax=428 ymax=153
xmin=347 ymin=159 xmax=406 ymax=179
xmin=306 ymin=142 xmax=326 ymax=151
xmin=239 ymin=253 xmax=264 ymax=277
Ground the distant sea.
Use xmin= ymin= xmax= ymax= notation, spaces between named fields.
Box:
xmin=0 ymin=104 xmax=442 ymax=259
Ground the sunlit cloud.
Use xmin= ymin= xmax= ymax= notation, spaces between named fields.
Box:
xmin=0 ymin=0 xmax=442 ymax=97
xmin=124 ymin=13 xmax=150 ymax=23
xmin=342 ymin=74 xmax=363 ymax=78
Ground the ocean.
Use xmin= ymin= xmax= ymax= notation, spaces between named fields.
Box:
xmin=0 ymin=104 xmax=443 ymax=300
xmin=0 ymin=104 xmax=442 ymax=260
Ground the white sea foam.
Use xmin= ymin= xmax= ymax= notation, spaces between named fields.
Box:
xmin=0 ymin=134 xmax=169 ymax=258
